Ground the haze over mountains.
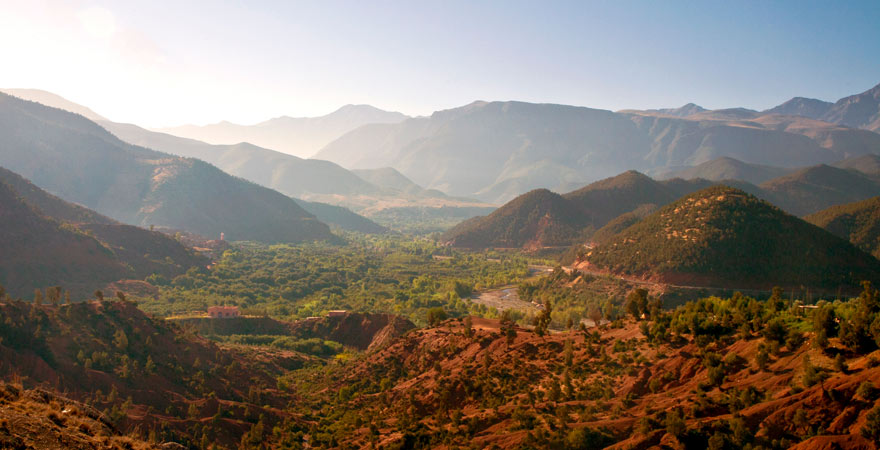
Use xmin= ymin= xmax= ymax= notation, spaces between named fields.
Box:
xmin=158 ymin=104 xmax=409 ymax=158
xmin=316 ymin=82 xmax=880 ymax=204
xmin=6 ymin=82 xmax=880 ymax=212
xmin=1 ymin=89 xmax=490 ymax=232
xmin=0 ymin=166 xmax=205 ymax=297
xmin=0 ymin=92 xmax=334 ymax=243
xmin=3 ymin=81 xmax=879 ymax=237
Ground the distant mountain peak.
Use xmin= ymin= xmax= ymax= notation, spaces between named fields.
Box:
xmin=763 ymin=96 xmax=833 ymax=119
xmin=0 ymin=88 xmax=108 ymax=122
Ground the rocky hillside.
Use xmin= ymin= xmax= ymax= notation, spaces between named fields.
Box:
xmin=286 ymin=312 xmax=416 ymax=351
xmin=0 ymin=300 xmax=301 ymax=448
xmin=287 ymin=298 xmax=880 ymax=449
xmin=583 ymin=186 xmax=880 ymax=290
xmin=806 ymin=196 xmax=880 ymax=259
xmin=0 ymin=382 xmax=163 ymax=450
xmin=0 ymin=92 xmax=334 ymax=243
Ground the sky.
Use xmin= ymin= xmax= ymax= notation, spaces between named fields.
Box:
xmin=1 ymin=0 xmax=879 ymax=128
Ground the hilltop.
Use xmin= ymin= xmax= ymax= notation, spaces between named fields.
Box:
xmin=806 ymin=196 xmax=880 ymax=259
xmin=0 ymin=92 xmax=335 ymax=243
xmin=583 ymin=186 xmax=880 ymax=290
xmin=444 ymin=171 xmax=684 ymax=249
xmin=562 ymin=170 xmax=678 ymax=225
xmin=835 ymin=154 xmax=880 ymax=177
xmin=442 ymin=188 xmax=587 ymax=249
xmin=759 ymin=164 xmax=880 ymax=216
xmin=655 ymin=157 xmax=794 ymax=185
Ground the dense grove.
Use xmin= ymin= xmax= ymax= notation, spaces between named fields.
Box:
xmin=139 ymin=234 xmax=543 ymax=325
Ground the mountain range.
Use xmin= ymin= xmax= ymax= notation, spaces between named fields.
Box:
xmin=157 ymin=104 xmax=408 ymax=158
xmin=763 ymin=82 xmax=880 ymax=132
xmin=3 ymin=82 xmax=879 ymax=233
xmin=0 ymin=92 xmax=334 ymax=243
xmin=315 ymin=82 xmax=880 ymax=204
xmin=1 ymin=89 xmax=491 ymax=232
xmin=444 ymin=160 xmax=880 ymax=250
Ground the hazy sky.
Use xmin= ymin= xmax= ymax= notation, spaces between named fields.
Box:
xmin=2 ymin=0 xmax=879 ymax=127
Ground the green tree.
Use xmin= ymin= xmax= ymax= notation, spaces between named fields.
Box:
xmin=755 ymin=344 xmax=770 ymax=372
xmin=564 ymin=426 xmax=613 ymax=450
xmin=94 ymin=290 xmax=104 ymax=301
xmin=812 ymin=303 xmax=837 ymax=337
xmin=426 ymin=307 xmax=447 ymax=327
xmin=665 ymin=409 xmax=686 ymax=438
xmin=707 ymin=431 xmax=725 ymax=450
xmin=862 ymin=405 xmax=880 ymax=445
xmin=564 ymin=339 xmax=573 ymax=367
xmin=463 ymin=316 xmax=474 ymax=338
xmin=452 ymin=280 xmax=473 ymax=299
xmin=533 ymin=299 xmax=553 ymax=337
xmin=113 ymin=329 xmax=129 ymax=352
xmin=626 ymin=289 xmax=648 ymax=320
xmin=762 ymin=318 xmax=788 ymax=346
xmin=793 ymin=408 xmax=809 ymax=436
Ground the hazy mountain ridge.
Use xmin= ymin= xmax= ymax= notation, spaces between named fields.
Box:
xmin=762 ymin=82 xmax=880 ymax=132
xmin=0 ymin=92 xmax=335 ymax=243
xmin=0 ymin=166 xmax=207 ymax=296
xmin=317 ymin=93 xmax=880 ymax=203
xmin=0 ymin=88 xmax=107 ymax=122
xmin=158 ymin=104 xmax=409 ymax=158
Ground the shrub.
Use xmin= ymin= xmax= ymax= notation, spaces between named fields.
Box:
xmin=856 ymin=381 xmax=876 ymax=401
xmin=862 ymin=405 xmax=880 ymax=444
